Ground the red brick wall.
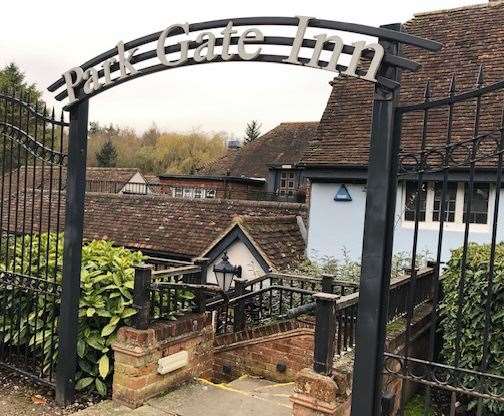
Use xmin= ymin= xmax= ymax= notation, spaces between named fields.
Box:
xmin=213 ymin=320 xmax=315 ymax=383
xmin=112 ymin=313 xmax=214 ymax=408
xmin=158 ymin=177 xmax=265 ymax=200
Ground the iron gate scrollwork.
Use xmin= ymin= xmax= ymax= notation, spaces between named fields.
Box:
xmin=354 ymin=66 xmax=504 ymax=416
xmin=0 ymin=91 xmax=69 ymax=390
xmin=383 ymin=67 xmax=504 ymax=415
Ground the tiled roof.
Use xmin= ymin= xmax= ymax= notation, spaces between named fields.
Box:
xmin=6 ymin=166 xmax=142 ymax=191
xmin=85 ymin=167 xmax=139 ymax=185
xmin=201 ymin=122 xmax=319 ymax=178
xmin=302 ymin=1 xmax=504 ymax=168
xmin=237 ymin=215 xmax=306 ymax=271
xmin=2 ymin=190 xmax=307 ymax=258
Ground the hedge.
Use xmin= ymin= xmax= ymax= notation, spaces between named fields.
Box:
xmin=439 ymin=242 xmax=504 ymax=414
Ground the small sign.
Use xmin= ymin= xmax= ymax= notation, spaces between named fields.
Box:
xmin=334 ymin=184 xmax=352 ymax=202
xmin=158 ymin=350 xmax=189 ymax=375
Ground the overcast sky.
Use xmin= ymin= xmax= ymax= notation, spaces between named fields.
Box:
xmin=0 ymin=0 xmax=478 ymax=137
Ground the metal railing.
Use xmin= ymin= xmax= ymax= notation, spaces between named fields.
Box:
xmin=312 ymin=266 xmax=435 ymax=375
xmin=131 ymin=261 xmax=435 ymax=369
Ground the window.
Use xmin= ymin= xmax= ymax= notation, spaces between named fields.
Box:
xmin=404 ymin=182 xmax=427 ymax=222
xmin=403 ymin=181 xmax=491 ymax=227
xmin=205 ymin=189 xmax=216 ymax=199
xmin=194 ymin=188 xmax=203 ymax=199
xmin=173 ymin=187 xmax=183 ymax=198
xmin=278 ymin=170 xmax=299 ymax=197
xmin=433 ymin=182 xmax=457 ymax=222
xmin=463 ymin=183 xmax=490 ymax=224
xmin=183 ymin=188 xmax=193 ymax=198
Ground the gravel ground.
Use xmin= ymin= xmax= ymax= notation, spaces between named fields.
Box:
xmin=0 ymin=367 xmax=100 ymax=416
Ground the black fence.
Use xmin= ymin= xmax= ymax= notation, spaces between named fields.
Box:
xmin=0 ymin=92 xmax=68 ymax=389
xmin=132 ymin=260 xmax=435 ymax=370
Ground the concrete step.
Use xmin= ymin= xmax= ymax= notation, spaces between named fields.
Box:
xmin=71 ymin=376 xmax=294 ymax=416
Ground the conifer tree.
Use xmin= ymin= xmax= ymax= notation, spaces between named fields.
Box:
xmin=96 ymin=140 xmax=118 ymax=167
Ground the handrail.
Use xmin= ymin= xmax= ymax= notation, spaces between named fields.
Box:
xmin=151 ymin=264 xmax=201 ymax=278
xmin=262 ymin=271 xmax=360 ymax=287
xmin=145 ymin=255 xmax=192 ymax=266
xmin=333 ymin=266 xmax=433 ymax=310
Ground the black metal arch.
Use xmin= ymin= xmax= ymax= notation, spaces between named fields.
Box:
xmin=47 ymin=16 xmax=441 ymax=107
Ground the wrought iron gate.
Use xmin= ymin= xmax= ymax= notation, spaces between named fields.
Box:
xmin=385 ymin=68 xmax=504 ymax=415
xmin=0 ymin=92 xmax=69 ymax=389
xmin=354 ymin=67 xmax=504 ymax=415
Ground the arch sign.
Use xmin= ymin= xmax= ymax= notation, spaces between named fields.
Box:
xmin=48 ymin=16 xmax=440 ymax=107
xmin=44 ymin=15 xmax=441 ymax=407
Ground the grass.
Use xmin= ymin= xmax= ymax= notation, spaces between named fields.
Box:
xmin=405 ymin=394 xmax=435 ymax=416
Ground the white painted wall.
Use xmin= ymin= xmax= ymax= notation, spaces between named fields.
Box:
xmin=120 ymin=172 xmax=151 ymax=194
xmin=206 ymin=239 xmax=268 ymax=285
xmin=307 ymin=182 xmax=504 ymax=263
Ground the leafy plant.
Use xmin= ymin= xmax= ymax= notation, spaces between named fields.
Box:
xmin=0 ymin=234 xmax=144 ymax=397
xmin=297 ymin=248 xmax=433 ymax=282
xmin=439 ymin=243 xmax=504 ymax=415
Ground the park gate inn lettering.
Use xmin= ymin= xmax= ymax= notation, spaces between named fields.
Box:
xmin=62 ymin=16 xmax=385 ymax=104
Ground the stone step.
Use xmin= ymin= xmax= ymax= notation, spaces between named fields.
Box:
xmin=71 ymin=376 xmax=293 ymax=416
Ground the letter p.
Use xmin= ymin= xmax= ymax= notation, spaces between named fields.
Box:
xmin=62 ymin=67 xmax=84 ymax=104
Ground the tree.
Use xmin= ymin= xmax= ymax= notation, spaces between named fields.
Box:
xmin=244 ymin=120 xmax=261 ymax=144
xmin=0 ymin=63 xmax=44 ymax=170
xmin=96 ymin=140 xmax=118 ymax=167
xmin=142 ymin=123 xmax=160 ymax=147
xmin=0 ymin=63 xmax=41 ymax=100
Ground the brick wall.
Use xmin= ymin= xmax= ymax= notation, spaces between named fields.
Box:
xmin=112 ymin=313 xmax=213 ymax=409
xmin=213 ymin=319 xmax=315 ymax=383
xmin=158 ymin=177 xmax=265 ymax=200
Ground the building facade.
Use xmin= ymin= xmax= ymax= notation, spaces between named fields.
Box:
xmin=303 ymin=1 xmax=504 ymax=262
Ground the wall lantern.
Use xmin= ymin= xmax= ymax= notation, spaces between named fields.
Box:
xmin=334 ymin=184 xmax=352 ymax=202
xmin=213 ymin=252 xmax=242 ymax=292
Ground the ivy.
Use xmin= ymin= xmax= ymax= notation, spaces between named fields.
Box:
xmin=439 ymin=243 xmax=504 ymax=415
xmin=0 ymin=234 xmax=145 ymax=397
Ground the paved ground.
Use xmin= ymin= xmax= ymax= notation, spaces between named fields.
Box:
xmin=71 ymin=376 xmax=294 ymax=416
xmin=0 ymin=367 xmax=98 ymax=416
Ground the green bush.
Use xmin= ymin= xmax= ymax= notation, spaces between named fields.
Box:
xmin=0 ymin=234 xmax=144 ymax=397
xmin=439 ymin=243 xmax=504 ymax=414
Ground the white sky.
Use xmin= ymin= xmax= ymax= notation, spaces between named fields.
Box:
xmin=0 ymin=0 xmax=479 ymax=137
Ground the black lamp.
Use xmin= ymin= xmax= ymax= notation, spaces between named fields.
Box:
xmin=213 ymin=252 xmax=242 ymax=292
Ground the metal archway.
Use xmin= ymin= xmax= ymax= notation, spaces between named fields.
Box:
xmin=45 ymin=16 xmax=442 ymax=410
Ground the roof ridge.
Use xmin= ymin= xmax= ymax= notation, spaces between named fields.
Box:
xmin=86 ymin=190 xmax=307 ymax=209
xmin=412 ymin=1 xmax=495 ymax=18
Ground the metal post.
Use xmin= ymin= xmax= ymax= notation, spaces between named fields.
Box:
xmin=56 ymin=99 xmax=89 ymax=405
xmin=233 ymin=277 xmax=248 ymax=332
xmin=193 ymin=257 xmax=209 ymax=313
xmin=321 ymin=274 xmax=334 ymax=293
xmin=313 ymin=292 xmax=339 ymax=375
xmin=133 ymin=264 xmax=153 ymax=330
xmin=350 ymin=24 xmax=402 ymax=416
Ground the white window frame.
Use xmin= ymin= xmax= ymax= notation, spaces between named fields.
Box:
xmin=401 ymin=181 xmax=494 ymax=233
xmin=194 ymin=188 xmax=204 ymax=199
xmin=205 ymin=189 xmax=216 ymax=199
xmin=183 ymin=188 xmax=194 ymax=199
xmin=173 ymin=187 xmax=183 ymax=198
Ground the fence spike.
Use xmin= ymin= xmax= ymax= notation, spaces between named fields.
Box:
xmin=424 ymin=81 xmax=432 ymax=101
xmin=448 ymin=75 xmax=456 ymax=96
xmin=476 ymin=64 xmax=484 ymax=87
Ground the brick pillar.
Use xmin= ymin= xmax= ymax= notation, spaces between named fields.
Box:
xmin=112 ymin=313 xmax=213 ymax=409
xmin=291 ymin=368 xmax=351 ymax=416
